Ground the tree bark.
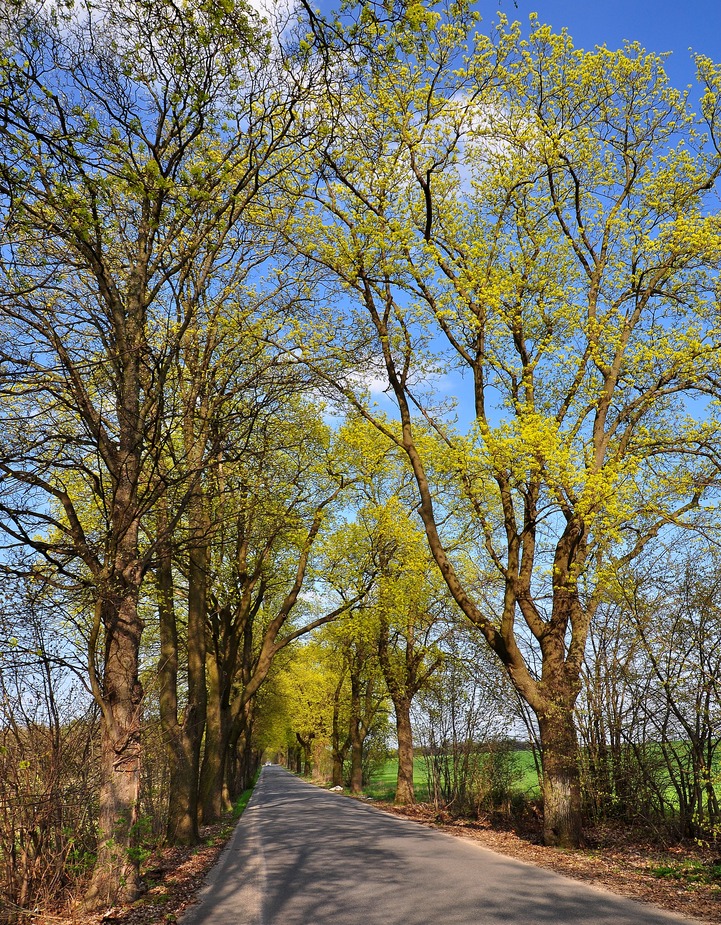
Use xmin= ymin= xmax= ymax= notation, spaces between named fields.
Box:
xmin=83 ymin=590 xmax=143 ymax=909
xmin=199 ymin=655 xmax=232 ymax=822
xmin=167 ymin=486 xmax=209 ymax=839
xmin=349 ymin=672 xmax=363 ymax=794
xmin=157 ymin=486 xmax=208 ymax=845
xmin=228 ymin=698 xmax=257 ymax=797
xmin=537 ymin=708 xmax=583 ymax=848
xmin=331 ymin=669 xmax=350 ymax=787
xmin=394 ymin=698 xmax=415 ymax=805
xmin=84 ymin=341 xmax=146 ymax=908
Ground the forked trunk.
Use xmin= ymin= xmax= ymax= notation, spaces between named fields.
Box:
xmin=296 ymin=731 xmax=314 ymax=778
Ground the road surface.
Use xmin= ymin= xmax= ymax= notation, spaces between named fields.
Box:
xmin=181 ymin=765 xmax=703 ymax=925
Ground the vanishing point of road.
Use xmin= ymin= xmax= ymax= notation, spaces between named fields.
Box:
xmin=181 ymin=765 xmax=704 ymax=925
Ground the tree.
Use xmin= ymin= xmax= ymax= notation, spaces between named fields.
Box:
xmin=287 ymin=6 xmax=721 ymax=845
xmin=585 ymin=548 xmax=721 ymax=838
xmin=0 ymin=0 xmax=315 ymax=903
xmin=272 ymin=642 xmax=338 ymax=777
xmin=197 ymin=404 xmax=365 ymax=817
xmin=335 ymin=419 xmax=449 ymax=803
xmin=373 ymin=507 xmax=448 ymax=805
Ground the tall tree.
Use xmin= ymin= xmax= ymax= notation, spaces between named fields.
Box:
xmin=286 ymin=6 xmax=721 ymax=845
xmin=195 ymin=404 xmax=369 ymax=818
xmin=339 ymin=421 xmax=449 ymax=804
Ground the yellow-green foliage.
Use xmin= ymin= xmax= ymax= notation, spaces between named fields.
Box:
xmin=289 ymin=8 xmax=721 ymax=595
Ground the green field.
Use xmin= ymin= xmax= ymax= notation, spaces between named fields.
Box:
xmin=364 ymin=757 xmax=431 ymax=801
xmin=365 ymin=750 xmax=541 ymax=803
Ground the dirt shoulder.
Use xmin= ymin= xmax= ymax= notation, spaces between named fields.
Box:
xmin=375 ymin=801 xmax=721 ymax=925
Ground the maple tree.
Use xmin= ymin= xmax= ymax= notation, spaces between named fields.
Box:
xmin=287 ymin=4 xmax=721 ymax=845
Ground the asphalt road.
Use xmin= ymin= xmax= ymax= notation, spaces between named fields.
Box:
xmin=181 ymin=765 xmax=703 ymax=925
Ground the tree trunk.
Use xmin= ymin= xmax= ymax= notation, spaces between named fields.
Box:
xmin=331 ymin=752 xmax=345 ymax=787
xmin=296 ymin=732 xmax=314 ymax=778
xmin=166 ymin=734 xmax=201 ymax=843
xmin=199 ymin=657 xmax=232 ymax=822
xmin=537 ymin=708 xmax=583 ymax=848
xmin=169 ymin=399 xmax=210 ymax=839
xmin=228 ymin=699 xmax=256 ymax=798
xmin=394 ymin=698 xmax=415 ymax=805
xmin=349 ymin=672 xmax=363 ymax=794
xmin=84 ymin=590 xmax=143 ymax=909
xmin=157 ymin=488 xmax=206 ymax=845
xmin=331 ymin=670 xmax=349 ymax=786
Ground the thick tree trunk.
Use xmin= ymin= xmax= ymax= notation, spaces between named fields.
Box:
xmin=349 ymin=728 xmax=363 ymax=793
xmin=331 ymin=671 xmax=349 ymax=786
xmin=331 ymin=753 xmax=345 ymax=787
xmin=227 ymin=699 xmax=256 ymax=797
xmin=538 ymin=709 xmax=583 ymax=848
xmin=84 ymin=590 xmax=143 ymax=910
xmin=227 ymin=731 xmax=251 ymax=798
xmin=83 ymin=276 xmax=152 ymax=909
xmin=172 ymin=409 xmax=210 ymax=837
xmin=349 ymin=673 xmax=363 ymax=794
xmin=157 ymin=490 xmax=207 ymax=845
xmin=394 ymin=698 xmax=415 ymax=805
xmin=166 ymin=553 xmax=207 ymax=838
xmin=166 ymin=734 xmax=201 ymax=843
xmin=199 ymin=658 xmax=232 ymax=822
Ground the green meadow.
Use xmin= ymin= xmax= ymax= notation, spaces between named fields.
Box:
xmin=364 ymin=750 xmax=541 ymax=803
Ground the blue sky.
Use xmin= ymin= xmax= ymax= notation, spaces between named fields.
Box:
xmin=510 ymin=1 xmax=721 ymax=89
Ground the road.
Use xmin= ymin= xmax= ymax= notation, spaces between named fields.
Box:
xmin=181 ymin=765 xmax=703 ymax=925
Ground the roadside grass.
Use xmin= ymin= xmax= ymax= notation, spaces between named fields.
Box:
xmin=649 ymin=859 xmax=721 ymax=885
xmin=366 ymin=747 xmax=721 ymax=809
xmin=205 ymin=776 xmax=257 ymax=846
xmin=232 ymin=784 xmax=255 ymax=818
